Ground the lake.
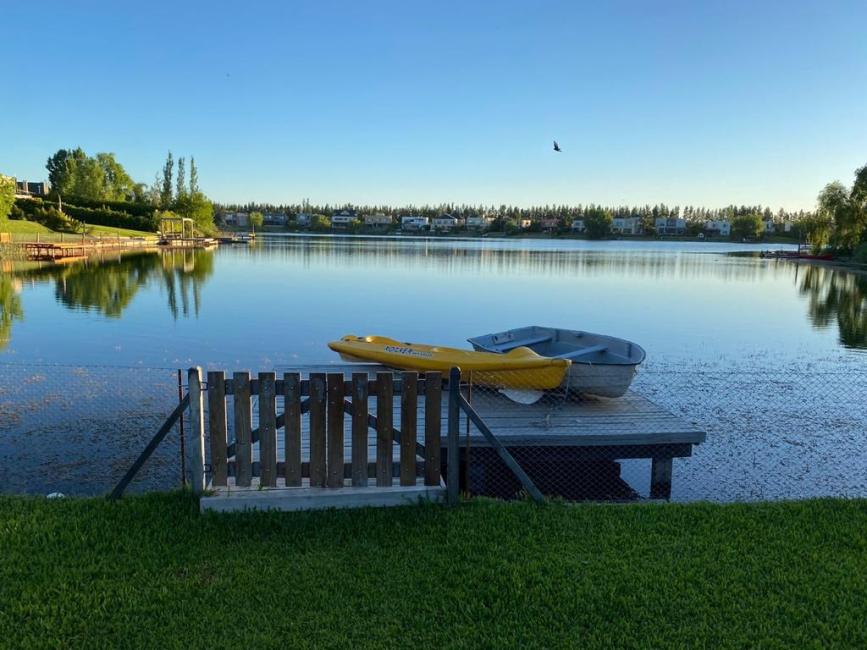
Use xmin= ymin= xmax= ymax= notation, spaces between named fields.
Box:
xmin=1 ymin=235 xmax=865 ymax=499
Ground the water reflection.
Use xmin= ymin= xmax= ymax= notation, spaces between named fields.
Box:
xmin=800 ymin=265 xmax=867 ymax=349
xmin=0 ymin=275 xmax=24 ymax=351
xmin=9 ymin=249 xmax=214 ymax=328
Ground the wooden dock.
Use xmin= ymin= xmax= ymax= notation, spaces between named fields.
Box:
xmin=21 ymin=238 xmax=158 ymax=262
xmin=191 ymin=364 xmax=705 ymax=512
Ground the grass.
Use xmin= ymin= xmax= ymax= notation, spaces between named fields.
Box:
xmin=1 ymin=219 xmax=155 ymax=239
xmin=0 ymin=494 xmax=865 ymax=648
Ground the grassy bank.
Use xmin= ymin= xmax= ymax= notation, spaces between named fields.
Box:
xmin=1 ymin=218 xmax=155 ymax=239
xmin=1 ymin=494 xmax=865 ymax=647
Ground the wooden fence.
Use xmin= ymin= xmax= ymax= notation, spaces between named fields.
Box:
xmin=198 ymin=369 xmax=459 ymax=498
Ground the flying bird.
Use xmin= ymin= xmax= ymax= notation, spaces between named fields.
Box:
xmin=553 ymin=140 xmax=562 ymax=152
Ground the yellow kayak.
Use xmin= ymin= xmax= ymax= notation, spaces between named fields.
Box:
xmin=328 ymin=335 xmax=570 ymax=390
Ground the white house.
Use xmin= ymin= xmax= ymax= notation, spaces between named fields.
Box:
xmin=294 ymin=213 xmax=312 ymax=227
xmin=401 ymin=216 xmax=430 ymax=231
xmin=611 ymin=217 xmax=643 ymax=235
xmin=331 ymin=209 xmax=357 ymax=228
xmin=432 ymin=214 xmax=462 ymax=231
xmin=540 ymin=218 xmax=560 ymax=231
xmin=655 ymin=217 xmax=686 ymax=235
xmin=518 ymin=218 xmax=532 ymax=229
xmin=466 ymin=215 xmax=494 ymax=229
xmin=363 ymin=213 xmax=392 ymax=227
xmin=763 ymin=217 xmax=777 ymax=234
xmin=571 ymin=219 xmax=586 ymax=233
xmin=224 ymin=211 xmax=249 ymax=227
xmin=704 ymin=219 xmax=731 ymax=237
xmin=264 ymin=212 xmax=287 ymax=226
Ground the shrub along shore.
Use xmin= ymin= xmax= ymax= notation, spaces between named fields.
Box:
xmin=0 ymin=493 xmax=864 ymax=647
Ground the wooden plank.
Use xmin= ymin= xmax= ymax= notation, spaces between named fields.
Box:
xmin=447 ymin=367 xmax=460 ymax=506
xmin=650 ymin=456 xmax=673 ymax=500
xmin=351 ymin=373 xmax=369 ymax=487
xmin=326 ymin=373 xmax=345 ymax=488
xmin=258 ymin=372 xmax=277 ymax=487
xmin=308 ymin=373 xmax=327 ymax=487
xmin=233 ymin=371 xmax=253 ymax=488
xmin=400 ymin=372 xmax=417 ymax=486
xmin=376 ymin=373 xmax=393 ymax=487
xmin=424 ymin=371 xmax=442 ymax=486
xmin=206 ymin=370 xmax=228 ymax=486
xmin=283 ymin=372 xmax=302 ymax=487
xmin=187 ymin=367 xmax=206 ymax=494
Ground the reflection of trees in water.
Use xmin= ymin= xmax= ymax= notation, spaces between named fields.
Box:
xmin=800 ymin=265 xmax=867 ymax=349
xmin=0 ymin=275 xmax=24 ymax=351
xmin=12 ymin=250 xmax=215 ymax=322
xmin=237 ymin=237 xmax=790 ymax=283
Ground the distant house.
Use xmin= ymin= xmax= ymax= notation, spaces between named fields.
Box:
xmin=401 ymin=216 xmax=429 ymax=231
xmin=763 ymin=217 xmax=777 ymax=234
xmin=571 ymin=219 xmax=586 ymax=233
xmin=363 ymin=213 xmax=392 ymax=228
xmin=466 ymin=215 xmax=494 ymax=230
xmin=540 ymin=218 xmax=560 ymax=232
xmin=704 ymin=219 xmax=731 ymax=237
xmin=655 ymin=217 xmax=686 ymax=235
xmin=517 ymin=218 xmax=532 ymax=229
xmin=611 ymin=217 xmax=642 ymax=235
xmin=294 ymin=213 xmax=312 ymax=227
xmin=224 ymin=211 xmax=249 ymax=227
xmin=263 ymin=212 xmax=288 ymax=226
xmin=432 ymin=214 xmax=462 ymax=231
xmin=15 ymin=180 xmax=48 ymax=197
xmin=331 ymin=209 xmax=357 ymax=228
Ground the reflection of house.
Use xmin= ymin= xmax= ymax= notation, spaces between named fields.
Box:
xmin=571 ymin=219 xmax=586 ymax=233
xmin=331 ymin=209 xmax=357 ymax=228
xmin=401 ymin=216 xmax=429 ymax=231
xmin=540 ymin=218 xmax=560 ymax=232
xmin=466 ymin=215 xmax=494 ymax=229
xmin=15 ymin=180 xmax=48 ymax=197
xmin=655 ymin=217 xmax=686 ymax=235
xmin=363 ymin=213 xmax=392 ymax=228
xmin=432 ymin=214 xmax=462 ymax=231
xmin=611 ymin=217 xmax=642 ymax=235
xmin=263 ymin=212 xmax=287 ymax=226
xmin=704 ymin=219 xmax=731 ymax=236
xmin=295 ymin=213 xmax=312 ymax=227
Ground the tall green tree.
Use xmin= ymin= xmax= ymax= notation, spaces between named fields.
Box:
xmin=0 ymin=174 xmax=15 ymax=222
xmin=46 ymin=148 xmax=86 ymax=196
xmin=160 ymin=152 xmax=174 ymax=208
xmin=818 ymin=181 xmax=860 ymax=251
xmin=189 ymin=157 xmax=199 ymax=194
xmin=249 ymin=211 xmax=264 ymax=231
xmin=176 ymin=157 xmax=186 ymax=201
xmin=96 ymin=153 xmax=136 ymax=200
xmin=731 ymin=213 xmax=763 ymax=240
xmin=584 ymin=207 xmax=612 ymax=239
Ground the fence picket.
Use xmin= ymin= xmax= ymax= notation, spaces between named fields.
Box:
xmin=207 ymin=370 xmax=228 ymax=486
xmin=283 ymin=372 xmax=302 ymax=486
xmin=233 ymin=371 xmax=252 ymax=487
xmin=309 ymin=373 xmax=327 ymax=488
xmin=424 ymin=371 xmax=442 ymax=486
xmin=351 ymin=373 xmax=369 ymax=487
xmin=258 ymin=372 xmax=277 ymax=487
xmin=376 ymin=373 xmax=393 ymax=487
xmin=400 ymin=372 xmax=417 ymax=486
xmin=327 ymin=373 xmax=345 ymax=488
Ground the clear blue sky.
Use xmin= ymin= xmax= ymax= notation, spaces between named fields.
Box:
xmin=2 ymin=0 xmax=865 ymax=209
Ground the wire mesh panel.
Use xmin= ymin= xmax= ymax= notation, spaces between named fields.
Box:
xmin=0 ymin=362 xmax=181 ymax=496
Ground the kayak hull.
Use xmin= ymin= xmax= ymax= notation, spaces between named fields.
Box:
xmin=328 ymin=335 xmax=570 ymax=390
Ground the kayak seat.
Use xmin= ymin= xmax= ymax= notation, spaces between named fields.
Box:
xmin=553 ymin=345 xmax=608 ymax=360
xmin=488 ymin=334 xmax=553 ymax=352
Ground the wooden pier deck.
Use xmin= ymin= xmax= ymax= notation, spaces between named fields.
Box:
xmin=199 ymin=364 xmax=705 ymax=510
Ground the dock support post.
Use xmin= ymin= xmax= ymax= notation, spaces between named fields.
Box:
xmin=447 ymin=367 xmax=461 ymax=506
xmin=187 ymin=367 xmax=206 ymax=495
xmin=650 ymin=456 xmax=673 ymax=500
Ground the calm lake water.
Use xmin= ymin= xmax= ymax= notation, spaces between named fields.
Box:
xmin=1 ymin=235 xmax=865 ymax=499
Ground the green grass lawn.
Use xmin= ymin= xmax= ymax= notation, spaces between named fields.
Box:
xmin=1 ymin=494 xmax=865 ymax=648
xmin=1 ymin=219 xmax=155 ymax=239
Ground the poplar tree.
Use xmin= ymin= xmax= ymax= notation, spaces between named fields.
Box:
xmin=189 ymin=157 xmax=199 ymax=194
xmin=176 ymin=157 xmax=186 ymax=200
xmin=160 ymin=152 xmax=174 ymax=208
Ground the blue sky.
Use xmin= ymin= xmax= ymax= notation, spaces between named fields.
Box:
xmin=2 ymin=0 xmax=865 ymax=209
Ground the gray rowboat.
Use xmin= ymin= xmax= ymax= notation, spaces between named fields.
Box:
xmin=467 ymin=325 xmax=646 ymax=398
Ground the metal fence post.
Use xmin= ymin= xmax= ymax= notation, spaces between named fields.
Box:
xmin=447 ymin=367 xmax=461 ymax=506
xmin=187 ymin=366 xmax=206 ymax=495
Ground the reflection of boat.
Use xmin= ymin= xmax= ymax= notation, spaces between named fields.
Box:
xmin=328 ymin=335 xmax=571 ymax=389
xmin=468 ymin=326 xmax=646 ymax=398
